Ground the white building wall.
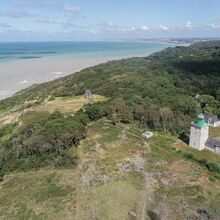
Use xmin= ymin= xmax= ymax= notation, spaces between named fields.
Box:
xmin=213 ymin=121 xmax=220 ymax=128
xmin=189 ymin=124 xmax=209 ymax=151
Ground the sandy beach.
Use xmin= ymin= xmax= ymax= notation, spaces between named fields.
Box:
xmin=0 ymin=54 xmax=131 ymax=100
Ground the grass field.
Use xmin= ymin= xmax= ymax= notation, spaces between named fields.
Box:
xmin=0 ymin=170 xmax=78 ymax=220
xmin=31 ymin=95 xmax=107 ymax=114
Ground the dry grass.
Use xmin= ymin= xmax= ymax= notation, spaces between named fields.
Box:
xmin=0 ymin=170 xmax=78 ymax=220
xmin=0 ymin=95 xmax=107 ymax=127
xmin=76 ymin=177 xmax=140 ymax=220
xmin=31 ymin=95 xmax=107 ymax=114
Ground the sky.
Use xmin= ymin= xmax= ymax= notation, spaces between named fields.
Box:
xmin=0 ymin=0 xmax=220 ymax=41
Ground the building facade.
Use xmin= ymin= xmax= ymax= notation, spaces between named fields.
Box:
xmin=189 ymin=114 xmax=220 ymax=154
xmin=205 ymin=114 xmax=220 ymax=128
xmin=189 ymin=114 xmax=209 ymax=151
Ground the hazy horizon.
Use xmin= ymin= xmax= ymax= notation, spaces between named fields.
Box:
xmin=1 ymin=0 xmax=220 ymax=42
xmin=0 ymin=37 xmax=220 ymax=43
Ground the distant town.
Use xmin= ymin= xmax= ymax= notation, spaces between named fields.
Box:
xmin=139 ymin=38 xmax=220 ymax=45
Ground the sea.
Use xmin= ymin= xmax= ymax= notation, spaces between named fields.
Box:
xmin=0 ymin=41 xmax=172 ymax=100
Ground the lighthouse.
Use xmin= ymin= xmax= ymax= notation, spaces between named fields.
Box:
xmin=189 ymin=113 xmax=209 ymax=151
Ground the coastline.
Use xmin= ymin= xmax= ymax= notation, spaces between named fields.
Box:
xmin=0 ymin=40 xmax=174 ymax=101
xmin=0 ymin=51 xmax=157 ymax=100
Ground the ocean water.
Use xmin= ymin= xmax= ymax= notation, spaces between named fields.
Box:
xmin=0 ymin=41 xmax=170 ymax=63
xmin=0 ymin=41 xmax=172 ymax=99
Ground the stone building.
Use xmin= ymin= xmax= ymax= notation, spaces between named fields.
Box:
xmin=189 ymin=114 xmax=220 ymax=154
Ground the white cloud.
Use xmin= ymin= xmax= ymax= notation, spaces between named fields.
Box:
xmin=210 ymin=19 xmax=220 ymax=29
xmin=121 ymin=27 xmax=137 ymax=32
xmin=185 ymin=21 xmax=193 ymax=29
xmin=130 ymin=27 xmax=137 ymax=31
xmin=106 ymin=22 xmax=114 ymax=27
xmin=141 ymin=26 xmax=151 ymax=31
xmin=159 ymin=25 xmax=169 ymax=31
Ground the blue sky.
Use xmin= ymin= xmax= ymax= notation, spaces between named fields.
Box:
xmin=0 ymin=0 xmax=220 ymax=41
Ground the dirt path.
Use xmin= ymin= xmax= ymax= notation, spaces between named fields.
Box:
xmin=137 ymin=173 xmax=158 ymax=220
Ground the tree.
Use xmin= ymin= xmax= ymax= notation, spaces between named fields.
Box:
xmin=147 ymin=105 xmax=160 ymax=129
xmin=159 ymin=107 xmax=174 ymax=132
xmin=108 ymin=98 xmax=133 ymax=124
xmin=85 ymin=103 xmax=107 ymax=121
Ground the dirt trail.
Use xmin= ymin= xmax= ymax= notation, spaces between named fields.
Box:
xmin=136 ymin=173 xmax=157 ymax=220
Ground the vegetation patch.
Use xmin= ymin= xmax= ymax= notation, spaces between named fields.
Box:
xmin=0 ymin=170 xmax=78 ymax=220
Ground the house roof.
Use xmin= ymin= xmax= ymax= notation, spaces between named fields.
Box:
xmin=206 ymin=137 xmax=220 ymax=149
xmin=84 ymin=90 xmax=92 ymax=95
xmin=142 ymin=131 xmax=153 ymax=136
xmin=205 ymin=114 xmax=219 ymax=124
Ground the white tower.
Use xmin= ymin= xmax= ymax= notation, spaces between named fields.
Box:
xmin=189 ymin=114 xmax=209 ymax=151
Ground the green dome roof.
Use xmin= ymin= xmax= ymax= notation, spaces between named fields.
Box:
xmin=195 ymin=113 xmax=205 ymax=126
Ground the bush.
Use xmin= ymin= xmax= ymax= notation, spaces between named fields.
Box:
xmin=183 ymin=153 xmax=194 ymax=159
xmin=147 ymin=210 xmax=160 ymax=220
xmin=85 ymin=102 xmax=108 ymax=121
xmin=206 ymin=162 xmax=220 ymax=174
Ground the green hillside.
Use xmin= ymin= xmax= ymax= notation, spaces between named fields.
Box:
xmin=0 ymin=41 xmax=220 ymax=219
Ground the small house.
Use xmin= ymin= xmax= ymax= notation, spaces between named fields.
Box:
xmin=205 ymin=114 xmax=220 ymax=128
xmin=141 ymin=131 xmax=154 ymax=139
xmin=84 ymin=90 xmax=92 ymax=99
xmin=205 ymin=137 xmax=220 ymax=154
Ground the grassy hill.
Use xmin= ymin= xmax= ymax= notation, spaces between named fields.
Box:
xmin=0 ymin=41 xmax=220 ymax=219
xmin=0 ymin=120 xmax=220 ymax=219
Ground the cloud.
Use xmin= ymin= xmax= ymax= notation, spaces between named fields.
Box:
xmin=106 ymin=22 xmax=114 ymax=27
xmin=102 ymin=22 xmax=117 ymax=29
xmin=141 ymin=26 xmax=151 ymax=31
xmin=185 ymin=21 xmax=193 ymax=29
xmin=210 ymin=19 xmax=220 ymax=29
xmin=159 ymin=25 xmax=169 ymax=31
xmin=13 ymin=1 xmax=80 ymax=17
